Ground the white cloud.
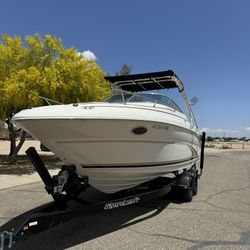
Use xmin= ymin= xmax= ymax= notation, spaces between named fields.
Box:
xmin=79 ymin=50 xmax=97 ymax=60
xmin=246 ymin=127 xmax=250 ymax=131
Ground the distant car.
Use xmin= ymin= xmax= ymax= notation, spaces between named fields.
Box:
xmin=40 ymin=143 xmax=50 ymax=152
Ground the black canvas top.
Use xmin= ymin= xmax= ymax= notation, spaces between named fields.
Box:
xmin=105 ymin=70 xmax=183 ymax=92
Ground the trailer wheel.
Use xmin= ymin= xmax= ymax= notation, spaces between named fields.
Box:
xmin=176 ymin=170 xmax=195 ymax=202
xmin=181 ymin=181 xmax=194 ymax=202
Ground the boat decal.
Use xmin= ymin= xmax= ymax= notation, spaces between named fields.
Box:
xmin=152 ymin=124 xmax=169 ymax=130
xmin=81 ymin=156 xmax=199 ymax=168
xmin=104 ymin=197 xmax=140 ymax=210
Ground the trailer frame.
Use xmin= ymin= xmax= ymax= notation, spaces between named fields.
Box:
xmin=0 ymin=132 xmax=205 ymax=250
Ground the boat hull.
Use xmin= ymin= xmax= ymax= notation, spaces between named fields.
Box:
xmin=12 ymin=104 xmax=200 ymax=193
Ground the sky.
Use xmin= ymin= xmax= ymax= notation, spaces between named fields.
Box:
xmin=0 ymin=0 xmax=250 ymax=137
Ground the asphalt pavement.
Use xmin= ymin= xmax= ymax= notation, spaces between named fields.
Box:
xmin=0 ymin=150 xmax=250 ymax=250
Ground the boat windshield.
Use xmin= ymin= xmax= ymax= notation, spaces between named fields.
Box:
xmin=105 ymin=93 xmax=182 ymax=112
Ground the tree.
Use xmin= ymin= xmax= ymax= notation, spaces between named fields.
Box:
xmin=115 ymin=64 xmax=132 ymax=76
xmin=206 ymin=136 xmax=213 ymax=142
xmin=0 ymin=34 xmax=110 ymax=161
xmin=240 ymin=137 xmax=247 ymax=141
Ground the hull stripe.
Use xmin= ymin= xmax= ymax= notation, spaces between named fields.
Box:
xmin=81 ymin=156 xmax=199 ymax=168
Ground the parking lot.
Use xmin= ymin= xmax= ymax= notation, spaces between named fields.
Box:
xmin=0 ymin=149 xmax=250 ymax=250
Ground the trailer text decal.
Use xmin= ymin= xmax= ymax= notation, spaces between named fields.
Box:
xmin=104 ymin=197 xmax=140 ymax=210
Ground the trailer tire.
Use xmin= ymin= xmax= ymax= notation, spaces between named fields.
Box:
xmin=181 ymin=184 xmax=193 ymax=202
xmin=193 ymin=177 xmax=198 ymax=196
xmin=176 ymin=170 xmax=194 ymax=202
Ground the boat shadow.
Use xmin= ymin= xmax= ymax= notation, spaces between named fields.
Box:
xmin=0 ymin=191 xmax=183 ymax=250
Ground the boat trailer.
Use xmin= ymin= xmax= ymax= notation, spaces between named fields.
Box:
xmin=0 ymin=133 xmax=206 ymax=250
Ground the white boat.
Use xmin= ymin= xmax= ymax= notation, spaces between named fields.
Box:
xmin=12 ymin=70 xmax=201 ymax=193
